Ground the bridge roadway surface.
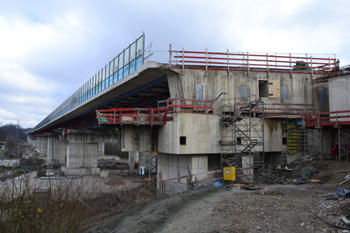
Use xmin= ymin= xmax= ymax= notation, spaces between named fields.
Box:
xmin=31 ymin=62 xmax=177 ymax=135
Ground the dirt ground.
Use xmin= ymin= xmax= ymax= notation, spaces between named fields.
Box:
xmin=89 ymin=160 xmax=350 ymax=233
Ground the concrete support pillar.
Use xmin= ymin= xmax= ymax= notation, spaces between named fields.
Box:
xmin=98 ymin=142 xmax=105 ymax=156
xmin=36 ymin=137 xmax=41 ymax=152
xmin=61 ymin=129 xmax=118 ymax=175
xmin=27 ymin=135 xmax=35 ymax=147
xmin=158 ymin=153 xmax=209 ymax=194
xmin=66 ymin=137 xmax=98 ymax=168
xmin=39 ymin=136 xmax=48 ymax=157
xmin=47 ymin=134 xmax=67 ymax=165
xmin=128 ymin=151 xmax=136 ymax=173
xmin=139 ymin=151 xmax=146 ymax=167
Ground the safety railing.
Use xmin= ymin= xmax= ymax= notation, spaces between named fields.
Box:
xmin=168 ymin=45 xmax=338 ymax=78
xmin=234 ymin=102 xmax=314 ymax=117
xmin=302 ymin=110 xmax=350 ymax=127
xmin=96 ymin=108 xmax=169 ymax=126
xmin=96 ymin=97 xmax=214 ymax=126
xmin=158 ymin=96 xmax=214 ymax=113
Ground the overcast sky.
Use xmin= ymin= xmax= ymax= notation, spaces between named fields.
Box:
xmin=0 ymin=0 xmax=349 ymax=129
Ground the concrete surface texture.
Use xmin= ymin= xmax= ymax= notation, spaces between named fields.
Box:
xmin=158 ymin=113 xmax=221 ymax=154
xmin=170 ymin=68 xmax=328 ymax=112
xmin=329 ymin=74 xmax=350 ymax=120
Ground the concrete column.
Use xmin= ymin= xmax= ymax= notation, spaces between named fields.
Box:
xmin=98 ymin=142 xmax=105 ymax=156
xmin=139 ymin=151 xmax=146 ymax=167
xmin=66 ymin=134 xmax=98 ymax=168
xmin=128 ymin=151 xmax=136 ymax=173
xmin=47 ymin=134 xmax=54 ymax=163
xmin=61 ymin=129 xmax=118 ymax=175
xmin=47 ymin=134 xmax=67 ymax=165
xmin=36 ymin=137 xmax=41 ymax=152
xmin=27 ymin=135 xmax=34 ymax=146
xmin=40 ymin=136 xmax=48 ymax=157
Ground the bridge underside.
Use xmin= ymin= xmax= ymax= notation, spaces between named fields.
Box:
xmin=32 ymin=62 xmax=174 ymax=134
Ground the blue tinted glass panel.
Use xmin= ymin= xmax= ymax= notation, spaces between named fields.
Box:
xmin=123 ymin=64 xmax=129 ymax=77
xmin=113 ymin=73 xmax=118 ymax=83
xmin=109 ymin=76 xmax=113 ymax=86
xmin=136 ymin=56 xmax=142 ymax=69
xmin=130 ymin=60 xmax=135 ymax=74
xmin=106 ymin=77 xmax=109 ymax=88
xmin=118 ymin=68 xmax=123 ymax=80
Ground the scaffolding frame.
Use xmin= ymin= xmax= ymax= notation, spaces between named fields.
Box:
xmin=220 ymin=97 xmax=265 ymax=182
xmin=301 ymin=110 xmax=350 ymax=160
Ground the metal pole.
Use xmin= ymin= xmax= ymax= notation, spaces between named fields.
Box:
xmin=339 ymin=128 xmax=341 ymax=162
xmin=227 ymin=49 xmax=230 ymax=76
xmin=149 ymin=152 xmax=151 ymax=185
xmin=289 ymin=53 xmax=292 ymax=79
xmin=247 ymin=51 xmax=250 ymax=78
xmin=182 ymin=48 xmax=185 ymax=75
xmin=205 ymin=48 xmax=208 ymax=76
xmin=320 ymin=129 xmax=323 ymax=160
xmin=266 ymin=53 xmax=269 ymax=79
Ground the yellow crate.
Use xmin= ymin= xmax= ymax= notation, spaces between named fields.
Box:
xmin=223 ymin=167 xmax=236 ymax=181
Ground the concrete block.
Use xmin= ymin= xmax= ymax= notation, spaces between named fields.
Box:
xmin=100 ymin=170 xmax=109 ymax=178
xmin=91 ymin=168 xmax=101 ymax=175
xmin=164 ymin=181 xmax=189 ymax=194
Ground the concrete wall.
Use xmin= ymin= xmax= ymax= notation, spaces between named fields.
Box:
xmin=329 ymin=74 xmax=350 ymax=119
xmin=122 ymin=125 xmax=154 ymax=152
xmin=264 ymin=119 xmax=283 ymax=152
xmin=170 ymin=68 xmax=328 ymax=112
xmin=158 ymin=113 xmax=221 ymax=154
xmin=158 ymin=153 xmax=209 ymax=194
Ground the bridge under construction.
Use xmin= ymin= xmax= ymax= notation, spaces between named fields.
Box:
xmin=27 ymin=34 xmax=350 ymax=193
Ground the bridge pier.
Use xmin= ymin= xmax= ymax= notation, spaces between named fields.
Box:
xmin=158 ymin=153 xmax=209 ymax=194
xmin=27 ymin=134 xmax=36 ymax=148
xmin=47 ymin=133 xmax=67 ymax=165
xmin=61 ymin=129 xmax=117 ymax=175
xmin=38 ymin=135 xmax=48 ymax=157
xmin=98 ymin=142 xmax=105 ymax=156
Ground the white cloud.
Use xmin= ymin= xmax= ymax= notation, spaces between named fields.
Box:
xmin=0 ymin=109 xmax=17 ymax=119
xmin=0 ymin=61 xmax=56 ymax=94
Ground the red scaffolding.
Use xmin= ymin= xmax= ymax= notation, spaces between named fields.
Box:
xmin=96 ymin=97 xmax=214 ymax=126
xmin=302 ymin=110 xmax=350 ymax=127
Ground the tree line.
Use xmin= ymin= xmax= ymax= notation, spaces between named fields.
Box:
xmin=0 ymin=124 xmax=31 ymax=148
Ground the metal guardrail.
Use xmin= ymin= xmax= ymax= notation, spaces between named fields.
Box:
xmin=302 ymin=110 xmax=350 ymax=127
xmin=168 ymin=45 xmax=338 ymax=78
xmin=96 ymin=97 xmax=214 ymax=126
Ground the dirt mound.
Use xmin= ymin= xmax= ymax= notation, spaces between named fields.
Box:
xmin=88 ymin=186 xmax=227 ymax=233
